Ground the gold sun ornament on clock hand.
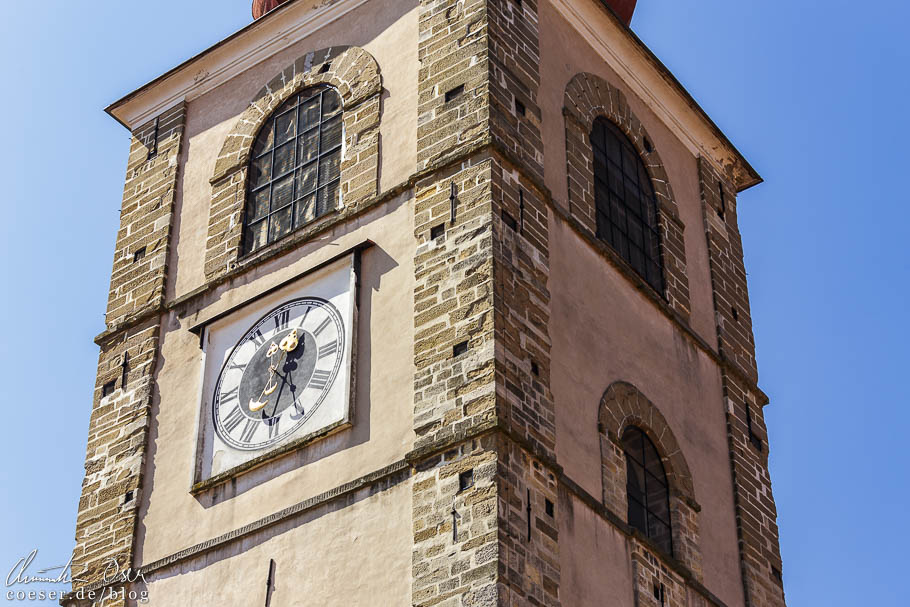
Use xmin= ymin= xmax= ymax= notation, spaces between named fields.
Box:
xmin=249 ymin=329 xmax=301 ymax=413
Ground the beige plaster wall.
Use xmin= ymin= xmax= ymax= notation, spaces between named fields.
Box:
xmin=559 ymin=491 xmax=637 ymax=605
xmin=136 ymin=192 xmax=415 ymax=565
xmin=138 ymin=480 xmax=412 ymax=606
xmin=538 ymin=3 xmax=745 ymax=605
xmin=548 ymin=215 xmax=745 ymax=606
xmin=538 ymin=0 xmax=716 ymax=349
xmin=170 ymin=0 xmax=419 ymax=302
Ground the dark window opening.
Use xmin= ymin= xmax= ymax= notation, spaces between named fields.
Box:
xmin=242 ymin=86 xmax=343 ymax=255
xmin=124 ymin=490 xmax=134 ymax=503
xmin=623 ymin=426 xmax=673 ymax=556
xmin=133 ymin=247 xmax=146 ymax=263
xmin=746 ymin=405 xmax=763 ymax=452
xmin=453 ymin=341 xmax=469 ymax=357
xmin=717 ymin=180 xmax=727 ymax=219
xmin=445 ymin=85 xmax=465 ymax=103
xmin=459 ymin=469 xmax=474 ymax=492
xmin=643 ymin=137 xmax=653 ymax=153
xmin=771 ymin=566 xmax=783 ymax=585
xmin=515 ymin=98 xmax=526 ymax=116
xmin=101 ymin=381 xmax=116 ymax=398
xmin=590 ymin=117 xmax=664 ymax=294
xmin=319 ymin=62 xmax=331 ymax=74
xmin=731 ymin=306 xmax=739 ymax=321
xmin=530 ymin=360 xmax=540 ymax=377
xmin=545 ymin=498 xmax=554 ymax=517
xmin=431 ymin=223 xmax=445 ymax=241
xmin=501 ymin=209 xmax=518 ymax=231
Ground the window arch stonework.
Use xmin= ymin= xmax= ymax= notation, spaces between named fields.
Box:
xmin=204 ymin=45 xmax=381 ymax=281
xmin=564 ymin=72 xmax=690 ymax=319
xmin=598 ymin=381 xmax=703 ymax=579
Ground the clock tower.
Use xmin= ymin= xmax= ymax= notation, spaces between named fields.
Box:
xmin=66 ymin=1 xmax=787 ymax=606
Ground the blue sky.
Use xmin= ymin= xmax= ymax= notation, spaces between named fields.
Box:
xmin=0 ymin=0 xmax=906 ymax=605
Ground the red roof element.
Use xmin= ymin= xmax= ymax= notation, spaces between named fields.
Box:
xmin=605 ymin=0 xmax=638 ymax=25
xmin=252 ymin=0 xmax=292 ymax=20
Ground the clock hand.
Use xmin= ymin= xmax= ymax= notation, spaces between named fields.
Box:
xmin=269 ymin=335 xmax=304 ymax=419
xmin=250 ymin=343 xmax=283 ymax=412
xmin=250 ymin=330 xmax=301 ymax=413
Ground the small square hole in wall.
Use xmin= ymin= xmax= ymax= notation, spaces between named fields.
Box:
xmin=514 ymin=99 xmax=525 ymax=117
xmin=133 ymin=247 xmax=146 ymax=263
xmin=731 ymin=306 xmax=739 ymax=321
xmin=124 ymin=490 xmax=134 ymax=504
xmin=445 ymin=84 xmax=465 ymax=103
xmin=102 ymin=381 xmax=116 ymax=398
xmin=530 ymin=360 xmax=540 ymax=377
xmin=319 ymin=62 xmax=331 ymax=74
xmin=771 ymin=566 xmax=783 ymax=584
xmin=545 ymin=498 xmax=554 ymax=517
xmin=453 ymin=341 xmax=469 ymax=357
xmin=501 ymin=210 xmax=517 ymax=231
xmin=430 ymin=223 xmax=445 ymax=241
xmin=643 ymin=137 xmax=653 ymax=153
xmin=459 ymin=469 xmax=474 ymax=492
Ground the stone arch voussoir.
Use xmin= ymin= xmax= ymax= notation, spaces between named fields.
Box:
xmin=212 ymin=46 xmax=381 ymax=183
xmin=598 ymin=381 xmax=695 ymax=500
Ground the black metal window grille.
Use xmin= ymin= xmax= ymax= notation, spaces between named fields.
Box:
xmin=622 ymin=426 xmax=673 ymax=555
xmin=243 ymin=86 xmax=343 ymax=255
xmin=591 ymin=117 xmax=664 ymax=293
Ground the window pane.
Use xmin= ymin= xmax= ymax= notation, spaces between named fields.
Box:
xmin=317 ymin=181 xmax=340 ymax=216
xmin=299 ymin=94 xmax=321 ymax=131
xmin=298 ymin=128 xmax=319 ymax=165
xmin=250 ymin=153 xmax=272 ymax=189
xmin=322 ymin=89 xmax=342 ymax=118
xmin=321 ymin=116 xmax=343 ymax=152
xmin=626 ymin=457 xmax=645 ymax=505
xmin=295 ymin=192 xmax=317 ymax=227
xmin=628 ymin=497 xmax=647 ymax=536
xmin=273 ymin=140 xmax=295 ymax=178
xmin=268 ymin=205 xmax=293 ymax=242
xmin=648 ymin=515 xmax=672 ymax=555
xmin=271 ymin=173 xmax=294 ymax=211
xmin=319 ymin=151 xmax=341 ymax=185
xmin=275 ymin=108 xmax=298 ymax=145
xmin=295 ymin=161 xmax=318 ymax=197
xmin=247 ymin=186 xmax=270 ymax=223
xmin=252 ymin=126 xmax=274 ymax=157
xmin=245 ymin=219 xmax=268 ymax=254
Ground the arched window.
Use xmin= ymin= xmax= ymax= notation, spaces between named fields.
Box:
xmin=622 ymin=426 xmax=673 ymax=555
xmin=243 ymin=85 xmax=343 ymax=254
xmin=590 ymin=117 xmax=663 ymax=293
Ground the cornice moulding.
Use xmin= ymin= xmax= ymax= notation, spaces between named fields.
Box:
xmin=106 ymin=0 xmax=370 ymax=130
xmin=555 ymin=0 xmax=761 ymax=191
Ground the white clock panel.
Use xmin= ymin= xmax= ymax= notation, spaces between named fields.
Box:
xmin=195 ymin=253 xmax=357 ymax=483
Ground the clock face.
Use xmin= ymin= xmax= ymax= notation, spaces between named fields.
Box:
xmin=212 ymin=298 xmax=345 ymax=451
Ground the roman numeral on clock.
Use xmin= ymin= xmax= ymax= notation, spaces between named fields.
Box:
xmin=240 ymin=420 xmax=258 ymax=443
xmin=313 ymin=316 xmax=332 ymax=338
xmin=222 ymin=406 xmax=245 ymax=433
xmin=227 ymin=360 xmax=247 ymax=373
xmin=309 ymin=369 xmax=332 ymax=390
xmin=318 ymin=340 xmax=338 ymax=359
xmin=250 ymin=329 xmax=266 ymax=349
xmin=265 ymin=416 xmax=281 ymax=439
xmin=220 ymin=385 xmax=239 ymax=404
xmin=274 ymin=310 xmax=290 ymax=332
